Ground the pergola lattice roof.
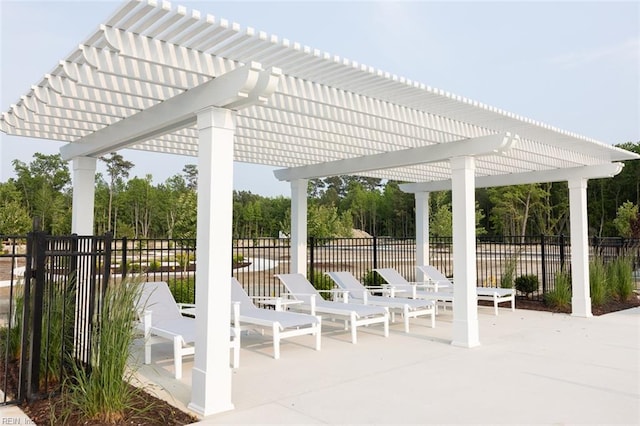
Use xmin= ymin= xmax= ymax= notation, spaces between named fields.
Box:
xmin=1 ymin=0 xmax=636 ymax=183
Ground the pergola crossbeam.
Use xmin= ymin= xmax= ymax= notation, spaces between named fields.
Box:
xmin=400 ymin=162 xmax=625 ymax=193
xmin=274 ymin=132 xmax=519 ymax=181
xmin=60 ymin=63 xmax=281 ymax=160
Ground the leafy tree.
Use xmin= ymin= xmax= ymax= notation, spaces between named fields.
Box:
xmin=613 ymin=201 xmax=639 ymax=238
xmin=157 ymin=174 xmax=188 ymax=238
xmin=308 ymin=204 xmax=353 ymax=238
xmin=123 ymin=175 xmax=156 ymax=238
xmin=173 ymin=191 xmax=198 ymax=241
xmin=182 ymin=164 xmax=198 ymax=190
xmin=430 ymin=191 xmax=452 ymax=237
xmin=0 ymin=182 xmax=31 ymax=234
xmin=11 ymin=153 xmax=71 ymax=233
xmin=488 ymin=184 xmax=548 ymax=237
xmin=100 ymin=152 xmax=134 ymax=235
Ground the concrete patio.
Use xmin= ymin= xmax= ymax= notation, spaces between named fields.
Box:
xmin=132 ymin=305 xmax=639 ymax=425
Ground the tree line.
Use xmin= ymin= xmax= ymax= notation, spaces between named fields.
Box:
xmin=1 ymin=142 xmax=639 ymax=239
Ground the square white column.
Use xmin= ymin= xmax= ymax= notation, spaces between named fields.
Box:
xmin=71 ymin=156 xmax=97 ymax=235
xmin=415 ymin=192 xmax=430 ymax=281
xmin=290 ymin=179 xmax=308 ymax=276
xmin=450 ymin=156 xmax=480 ymax=348
xmin=188 ymin=107 xmax=235 ymax=416
xmin=568 ymin=178 xmax=592 ymax=317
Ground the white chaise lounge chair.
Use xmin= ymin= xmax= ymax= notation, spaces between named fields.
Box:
xmin=231 ymin=277 xmax=321 ymax=359
xmin=137 ymin=281 xmax=239 ymax=379
xmin=275 ymin=273 xmax=389 ymax=344
xmin=372 ymin=268 xmax=455 ymax=310
xmin=417 ymin=265 xmax=515 ymax=315
xmin=326 ymin=271 xmax=436 ymax=332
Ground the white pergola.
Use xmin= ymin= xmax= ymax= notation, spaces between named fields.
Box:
xmin=2 ymin=0 xmax=638 ymax=417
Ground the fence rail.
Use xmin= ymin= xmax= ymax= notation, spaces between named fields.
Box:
xmin=103 ymin=235 xmax=640 ymax=303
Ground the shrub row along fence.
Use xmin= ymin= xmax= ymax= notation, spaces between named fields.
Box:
xmin=3 ymin=232 xmax=640 ymax=405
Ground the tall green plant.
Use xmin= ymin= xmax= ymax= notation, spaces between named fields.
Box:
xmin=40 ymin=283 xmax=74 ymax=386
xmin=607 ymin=257 xmax=635 ymax=302
xmin=0 ymin=289 xmax=24 ymax=362
xmin=500 ymin=255 xmax=518 ymax=289
xmin=309 ymin=270 xmax=334 ymax=300
xmin=60 ymin=277 xmax=145 ymax=423
xmin=545 ymin=271 xmax=572 ymax=310
xmin=589 ymin=257 xmax=609 ymax=307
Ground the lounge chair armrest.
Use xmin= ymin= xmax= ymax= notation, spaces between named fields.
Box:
xmin=316 ymin=288 xmax=349 ymax=302
xmin=177 ymin=303 xmax=196 ymax=310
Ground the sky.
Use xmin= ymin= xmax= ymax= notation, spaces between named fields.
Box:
xmin=1 ymin=0 xmax=638 ymax=197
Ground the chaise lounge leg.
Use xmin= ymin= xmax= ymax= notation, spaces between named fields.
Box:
xmin=173 ymin=335 xmax=182 ymax=379
xmin=403 ymin=306 xmax=410 ymax=333
xmin=350 ymin=312 xmax=357 ymax=344
xmin=273 ymin=323 xmax=281 ymax=359
xmin=315 ymin=316 xmax=322 ymax=351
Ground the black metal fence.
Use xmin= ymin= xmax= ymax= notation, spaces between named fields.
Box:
xmin=102 ymin=234 xmax=640 ymax=304
xmin=3 ymin=232 xmax=638 ymax=405
xmin=1 ymin=232 xmax=111 ymax=405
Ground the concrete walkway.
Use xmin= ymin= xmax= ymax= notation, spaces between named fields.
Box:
xmin=2 ymin=306 xmax=639 ymax=424
xmin=135 ymin=305 xmax=640 ymax=425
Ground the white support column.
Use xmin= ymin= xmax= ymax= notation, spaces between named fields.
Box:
xmin=568 ymin=178 xmax=592 ymax=317
xmin=450 ymin=156 xmax=480 ymax=348
xmin=71 ymin=156 xmax=96 ymax=235
xmin=188 ymin=106 xmax=235 ymax=416
xmin=290 ymin=179 xmax=308 ymax=276
xmin=415 ymin=192 xmax=430 ymax=281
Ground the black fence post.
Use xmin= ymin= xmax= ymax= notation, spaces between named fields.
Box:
xmin=372 ymin=235 xmax=378 ymax=270
xmin=27 ymin=230 xmax=47 ymax=398
xmin=308 ymin=237 xmax=315 ymax=284
xmin=559 ymin=233 xmax=566 ymax=272
xmin=103 ymin=232 xmax=113 ymax=288
xmin=540 ymin=234 xmax=547 ymax=294
xmin=121 ymin=236 xmax=128 ymax=278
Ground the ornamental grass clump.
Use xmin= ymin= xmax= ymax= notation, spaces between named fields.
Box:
xmin=544 ymin=270 xmax=572 ymax=310
xmin=58 ymin=276 xmax=146 ymax=424
xmin=589 ymin=257 xmax=609 ymax=307
xmin=607 ymin=256 xmax=635 ymax=302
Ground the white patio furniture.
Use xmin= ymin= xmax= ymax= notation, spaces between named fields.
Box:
xmin=326 ymin=271 xmax=436 ymax=332
xmin=372 ymin=268 xmax=455 ymax=311
xmin=231 ymin=277 xmax=321 ymax=359
xmin=275 ymin=273 xmax=389 ymax=344
xmin=136 ymin=281 xmax=239 ymax=379
xmin=417 ymin=265 xmax=515 ymax=315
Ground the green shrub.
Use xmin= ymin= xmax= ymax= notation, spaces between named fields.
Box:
xmin=233 ymin=254 xmax=245 ymax=264
xmin=607 ymin=257 xmax=635 ymax=302
xmin=362 ymin=270 xmax=385 ymax=287
xmin=515 ymin=274 xmax=539 ymax=295
xmin=167 ymin=277 xmax=195 ymax=304
xmin=176 ymin=253 xmax=194 ymax=272
xmin=589 ymin=257 xmax=609 ymax=307
xmin=545 ymin=271 xmax=572 ymax=309
xmin=147 ymin=260 xmax=161 ymax=272
xmin=308 ymin=270 xmax=334 ymax=300
xmin=59 ymin=276 xmax=147 ymax=424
